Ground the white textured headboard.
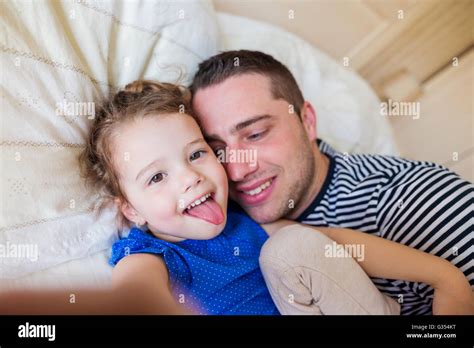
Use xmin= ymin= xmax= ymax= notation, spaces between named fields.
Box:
xmin=0 ymin=0 xmax=220 ymax=279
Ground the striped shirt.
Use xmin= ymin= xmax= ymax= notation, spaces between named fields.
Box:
xmin=297 ymin=140 xmax=473 ymax=315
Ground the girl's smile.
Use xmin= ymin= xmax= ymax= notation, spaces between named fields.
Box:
xmin=182 ymin=192 xmax=225 ymax=225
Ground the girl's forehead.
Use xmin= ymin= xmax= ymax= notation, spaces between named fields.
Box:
xmin=113 ymin=114 xmax=203 ymax=166
xmin=119 ymin=113 xmax=202 ymax=142
xmin=114 ymin=114 xmax=203 ymax=183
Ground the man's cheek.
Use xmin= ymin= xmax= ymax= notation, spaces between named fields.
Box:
xmin=263 ymin=135 xmax=289 ymax=153
xmin=257 ymin=145 xmax=287 ymax=168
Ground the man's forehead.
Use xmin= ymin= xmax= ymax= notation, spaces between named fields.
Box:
xmin=193 ymin=74 xmax=275 ymax=126
xmin=194 ymin=73 xmax=273 ymax=103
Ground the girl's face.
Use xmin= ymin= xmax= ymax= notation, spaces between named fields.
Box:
xmin=113 ymin=114 xmax=228 ymax=242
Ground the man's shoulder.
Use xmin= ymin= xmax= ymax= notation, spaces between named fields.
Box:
xmin=331 ymin=151 xmax=449 ymax=184
xmin=316 ymin=140 xmax=471 ymax=210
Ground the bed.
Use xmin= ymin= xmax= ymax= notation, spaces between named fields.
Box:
xmin=0 ymin=0 xmax=398 ymax=292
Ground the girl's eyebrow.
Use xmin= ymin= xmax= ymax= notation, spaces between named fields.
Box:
xmin=185 ymin=138 xmax=206 ymax=149
xmin=135 ymin=138 xmax=205 ymax=181
xmin=136 ymin=158 xmax=163 ymax=182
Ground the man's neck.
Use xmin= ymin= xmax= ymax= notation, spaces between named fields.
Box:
xmin=286 ymin=147 xmax=330 ymax=220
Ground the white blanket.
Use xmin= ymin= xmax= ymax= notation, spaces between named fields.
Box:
xmin=0 ymin=0 xmax=220 ymax=282
xmin=0 ymin=3 xmax=398 ymax=290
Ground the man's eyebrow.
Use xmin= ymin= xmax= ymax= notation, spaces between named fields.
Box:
xmin=232 ymin=115 xmax=273 ymax=134
xmin=204 ymin=115 xmax=273 ymax=143
xmin=204 ymin=134 xmax=223 ymax=143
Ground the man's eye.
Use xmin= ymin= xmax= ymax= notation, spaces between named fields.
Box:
xmin=190 ymin=150 xmax=207 ymax=161
xmin=248 ymin=130 xmax=267 ymax=141
xmin=149 ymin=173 xmax=165 ymax=185
xmin=213 ymin=147 xmax=224 ymax=156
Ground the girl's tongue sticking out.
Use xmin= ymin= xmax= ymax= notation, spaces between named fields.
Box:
xmin=184 ymin=196 xmax=224 ymax=225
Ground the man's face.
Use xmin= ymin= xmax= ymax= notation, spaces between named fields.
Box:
xmin=192 ymin=73 xmax=317 ymax=223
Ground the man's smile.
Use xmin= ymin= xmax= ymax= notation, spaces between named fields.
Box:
xmin=234 ymin=176 xmax=277 ymax=206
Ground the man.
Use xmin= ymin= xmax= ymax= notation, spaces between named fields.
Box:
xmin=190 ymin=50 xmax=473 ymax=315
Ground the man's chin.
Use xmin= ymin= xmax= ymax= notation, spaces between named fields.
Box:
xmin=241 ymin=204 xmax=285 ymax=224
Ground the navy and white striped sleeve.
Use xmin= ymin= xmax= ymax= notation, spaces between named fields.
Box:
xmin=376 ymin=163 xmax=474 ymax=286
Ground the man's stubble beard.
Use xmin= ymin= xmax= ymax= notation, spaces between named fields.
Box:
xmin=247 ymin=129 xmax=316 ymax=224
xmin=275 ymin=136 xmax=316 ymax=221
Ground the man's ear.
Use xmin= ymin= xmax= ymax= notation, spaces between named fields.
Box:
xmin=114 ymin=197 xmax=145 ymax=226
xmin=300 ymin=101 xmax=317 ymax=142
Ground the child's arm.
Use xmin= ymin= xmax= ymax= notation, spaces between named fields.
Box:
xmin=111 ymin=253 xmax=191 ymax=314
xmin=261 ymin=220 xmax=473 ymax=314
xmin=0 ymin=253 xmax=191 ymax=315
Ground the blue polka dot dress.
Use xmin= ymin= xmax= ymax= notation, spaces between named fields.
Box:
xmin=109 ymin=203 xmax=280 ymax=315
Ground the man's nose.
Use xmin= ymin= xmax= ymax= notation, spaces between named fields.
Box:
xmin=226 ymin=158 xmax=258 ymax=183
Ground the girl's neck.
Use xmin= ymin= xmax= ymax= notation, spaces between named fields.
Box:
xmin=145 ymin=226 xmax=187 ymax=243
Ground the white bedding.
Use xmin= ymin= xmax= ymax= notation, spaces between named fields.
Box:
xmin=0 ymin=5 xmax=398 ymax=291
xmin=0 ymin=0 xmax=220 ymax=285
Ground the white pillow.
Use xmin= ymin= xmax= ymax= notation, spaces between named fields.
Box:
xmin=0 ymin=0 xmax=220 ymax=278
xmin=216 ymin=13 xmax=399 ymax=156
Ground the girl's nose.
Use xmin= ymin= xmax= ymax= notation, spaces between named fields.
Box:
xmin=181 ymin=168 xmax=203 ymax=193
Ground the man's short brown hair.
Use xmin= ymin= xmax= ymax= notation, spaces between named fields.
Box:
xmin=190 ymin=50 xmax=305 ymax=116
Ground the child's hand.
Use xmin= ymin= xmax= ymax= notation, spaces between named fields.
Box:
xmin=432 ymin=261 xmax=474 ymax=315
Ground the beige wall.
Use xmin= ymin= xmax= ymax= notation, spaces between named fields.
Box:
xmin=214 ymin=0 xmax=474 ymax=182
xmin=214 ymin=0 xmax=450 ymax=62
xmin=215 ymin=0 xmax=384 ymax=60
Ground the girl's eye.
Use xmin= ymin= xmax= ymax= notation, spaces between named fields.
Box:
xmin=149 ymin=173 xmax=165 ymax=185
xmin=190 ymin=150 xmax=207 ymax=161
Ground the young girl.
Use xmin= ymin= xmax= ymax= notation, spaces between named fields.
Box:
xmin=1 ymin=81 xmax=471 ymax=315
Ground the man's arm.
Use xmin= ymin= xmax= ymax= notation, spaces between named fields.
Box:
xmin=261 ymin=221 xmax=474 ymax=314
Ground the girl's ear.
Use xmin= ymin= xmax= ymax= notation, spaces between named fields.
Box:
xmin=114 ymin=197 xmax=145 ymax=226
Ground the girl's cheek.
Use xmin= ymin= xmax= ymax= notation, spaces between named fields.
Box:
xmin=214 ymin=165 xmax=229 ymax=198
xmin=208 ymin=166 xmax=222 ymax=185
xmin=149 ymin=190 xmax=174 ymax=214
